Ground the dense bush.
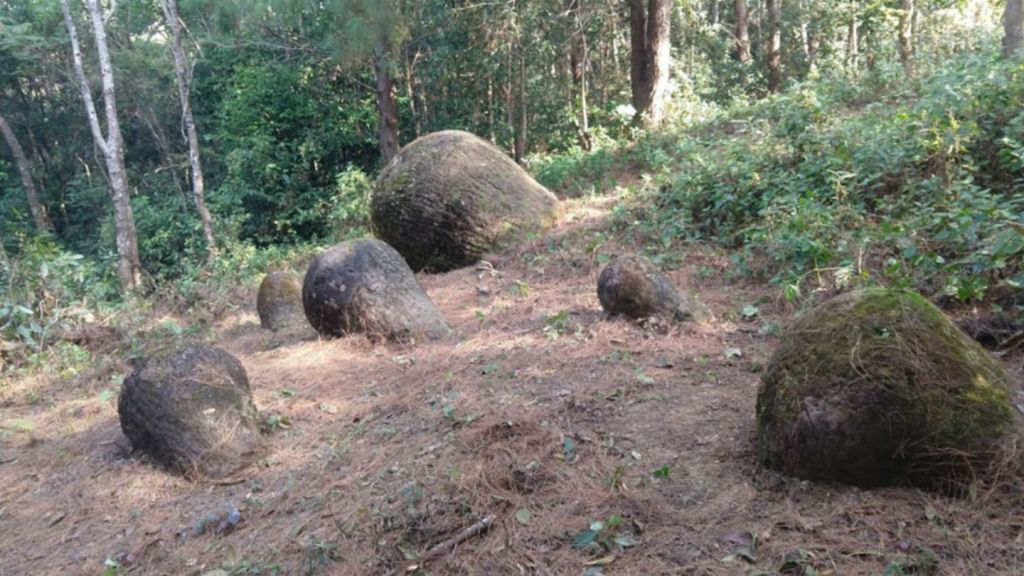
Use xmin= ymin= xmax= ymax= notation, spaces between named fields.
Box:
xmin=0 ymin=236 xmax=117 ymax=370
xmin=634 ymin=51 xmax=1024 ymax=304
xmin=207 ymin=60 xmax=378 ymax=246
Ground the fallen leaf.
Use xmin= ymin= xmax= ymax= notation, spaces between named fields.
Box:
xmin=515 ymin=508 xmax=533 ymax=525
xmin=584 ymin=555 xmax=616 ymax=566
xmin=47 ymin=511 xmax=66 ymax=527
xmin=396 ymin=541 xmax=418 ymax=560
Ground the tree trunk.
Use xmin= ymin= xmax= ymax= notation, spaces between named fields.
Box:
xmin=766 ymin=0 xmax=782 ymax=93
xmin=733 ymin=0 xmax=751 ymax=62
xmin=569 ymin=0 xmax=591 ymax=149
xmin=514 ymin=40 xmax=527 ymax=164
xmin=160 ymin=0 xmax=216 ymax=258
xmin=1006 ymin=0 xmax=1023 ymax=58
xmin=0 ymin=114 xmax=51 ymax=233
xmin=512 ymin=0 xmax=526 ymax=163
xmin=141 ymin=106 xmax=187 ymax=205
xmin=898 ymin=0 xmax=914 ymax=74
xmin=373 ymin=44 xmax=400 ymax=165
xmin=846 ymin=6 xmax=859 ymax=73
xmin=404 ymin=49 xmax=421 ymax=138
xmin=630 ymin=0 xmax=672 ymax=128
xmin=798 ymin=0 xmax=810 ymax=66
xmin=60 ymin=0 xmax=142 ymax=292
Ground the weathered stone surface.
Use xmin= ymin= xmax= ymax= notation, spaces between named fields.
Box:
xmin=757 ymin=289 xmax=1017 ymax=489
xmin=256 ymin=271 xmax=304 ymax=331
xmin=118 ymin=345 xmax=263 ymax=478
xmin=371 ymin=130 xmax=561 ymax=272
xmin=597 ymin=255 xmax=706 ymax=322
xmin=302 ymin=238 xmax=450 ymax=342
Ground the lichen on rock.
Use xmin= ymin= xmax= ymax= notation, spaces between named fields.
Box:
xmin=756 ymin=288 xmax=1017 ymax=489
xmin=371 ymin=130 xmax=562 ymax=272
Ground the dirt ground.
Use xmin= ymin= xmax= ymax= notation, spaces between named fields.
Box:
xmin=1 ymin=196 xmax=1022 ymax=576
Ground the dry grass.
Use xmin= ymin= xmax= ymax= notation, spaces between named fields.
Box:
xmin=1 ymin=194 xmax=1022 ymax=575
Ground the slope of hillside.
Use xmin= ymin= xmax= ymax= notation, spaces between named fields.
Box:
xmin=1 ymin=196 xmax=1022 ymax=576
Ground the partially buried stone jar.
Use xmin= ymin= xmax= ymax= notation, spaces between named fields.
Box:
xmin=597 ymin=255 xmax=707 ymax=322
xmin=756 ymin=288 xmax=1017 ymax=489
xmin=302 ymin=238 xmax=450 ymax=343
xmin=371 ymin=130 xmax=561 ymax=272
xmin=118 ymin=345 xmax=264 ymax=478
xmin=256 ymin=271 xmax=304 ymax=330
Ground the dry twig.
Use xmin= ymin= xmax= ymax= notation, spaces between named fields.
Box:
xmin=385 ymin=514 xmax=496 ymax=576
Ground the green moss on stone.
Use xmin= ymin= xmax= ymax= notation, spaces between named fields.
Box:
xmin=756 ymin=288 xmax=1016 ymax=489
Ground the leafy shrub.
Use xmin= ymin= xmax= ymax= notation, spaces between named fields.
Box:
xmin=637 ymin=51 xmax=1024 ymax=304
xmin=329 ymin=165 xmax=372 ymax=240
xmin=0 ymin=236 xmax=115 ymax=371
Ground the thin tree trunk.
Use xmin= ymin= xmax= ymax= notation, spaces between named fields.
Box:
xmin=373 ymin=44 xmax=400 ymax=164
xmin=846 ymin=6 xmax=859 ymax=74
xmin=630 ymin=0 xmax=648 ymax=112
xmin=898 ymin=0 xmax=914 ymax=74
xmin=514 ymin=36 xmax=527 ymax=163
xmin=0 ymin=114 xmax=51 ymax=233
xmin=160 ymin=0 xmax=216 ymax=257
xmin=569 ymin=0 xmax=591 ymax=149
xmin=766 ymin=0 xmax=782 ymax=93
xmin=141 ymin=106 xmax=187 ymax=205
xmin=1005 ymin=0 xmax=1023 ymax=58
xmin=404 ymin=49 xmax=420 ymax=138
xmin=799 ymin=0 xmax=810 ymax=63
xmin=487 ymin=73 xmax=495 ymax=141
xmin=755 ymin=0 xmax=763 ymax=62
xmin=511 ymin=0 xmax=526 ymax=163
xmin=506 ymin=46 xmax=515 ymax=154
xmin=60 ymin=0 xmax=142 ymax=292
xmin=733 ymin=0 xmax=751 ymax=62
xmin=630 ymin=0 xmax=672 ymax=128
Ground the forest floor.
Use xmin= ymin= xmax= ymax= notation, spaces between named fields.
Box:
xmin=1 ymin=193 xmax=1023 ymax=576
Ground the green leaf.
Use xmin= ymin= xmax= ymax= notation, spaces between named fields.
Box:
xmin=634 ymin=370 xmax=655 ymax=385
xmin=279 ymin=389 xmax=296 ymax=397
xmin=396 ymin=541 xmax=418 ymax=560
xmin=562 ymin=437 xmax=577 ymax=460
xmin=1 ymin=419 xmax=34 ymax=432
xmin=442 ymin=403 xmax=456 ymax=419
xmin=572 ymin=528 xmax=600 ymax=550
xmin=652 ymin=465 xmax=670 ymax=479
xmin=613 ymin=533 xmax=637 ymax=548
xmin=741 ymin=304 xmax=760 ymax=318
xmin=515 ymin=508 xmax=533 ymax=525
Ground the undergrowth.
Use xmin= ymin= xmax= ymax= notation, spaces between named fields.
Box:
xmin=601 ymin=51 xmax=1024 ymax=307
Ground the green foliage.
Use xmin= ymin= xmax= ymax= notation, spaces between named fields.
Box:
xmin=571 ymin=515 xmax=637 ymax=554
xmin=329 ymin=165 xmax=372 ymax=240
xmin=635 ymin=51 xmax=1024 ymax=304
xmin=209 ymin=60 xmax=377 ymax=245
xmin=0 ymin=0 xmax=1016 ymax=307
xmin=0 ymin=235 xmax=115 ymax=371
